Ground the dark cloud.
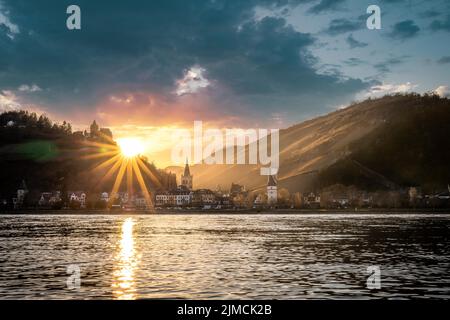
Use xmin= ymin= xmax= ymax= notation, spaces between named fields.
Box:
xmin=374 ymin=56 xmax=409 ymax=74
xmin=430 ymin=15 xmax=450 ymax=32
xmin=437 ymin=56 xmax=450 ymax=64
xmin=387 ymin=20 xmax=420 ymax=40
xmin=307 ymin=0 xmax=346 ymax=14
xmin=419 ymin=10 xmax=441 ymax=19
xmin=323 ymin=18 xmax=362 ymax=36
xmin=343 ymin=57 xmax=366 ymax=67
xmin=0 ymin=0 xmax=370 ymax=124
xmin=346 ymin=34 xmax=368 ymax=48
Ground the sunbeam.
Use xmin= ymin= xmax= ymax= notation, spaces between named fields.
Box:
xmin=82 ymin=137 xmax=157 ymax=211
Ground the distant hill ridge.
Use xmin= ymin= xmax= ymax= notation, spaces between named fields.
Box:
xmin=2 ymin=93 xmax=449 ymax=197
xmin=177 ymin=94 xmax=450 ymax=193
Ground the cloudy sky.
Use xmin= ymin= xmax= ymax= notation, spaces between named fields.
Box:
xmin=0 ymin=0 xmax=449 ymax=164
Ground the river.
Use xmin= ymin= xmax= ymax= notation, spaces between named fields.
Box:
xmin=0 ymin=213 xmax=449 ymax=299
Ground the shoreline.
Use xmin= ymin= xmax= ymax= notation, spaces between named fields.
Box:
xmin=2 ymin=208 xmax=450 ymax=215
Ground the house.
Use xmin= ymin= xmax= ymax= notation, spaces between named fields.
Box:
xmin=155 ymin=191 xmax=170 ymax=207
xmin=215 ymin=193 xmax=231 ymax=208
xmin=334 ymin=196 xmax=350 ymax=208
xmin=192 ymin=189 xmax=216 ymax=207
xmin=39 ymin=191 xmax=61 ymax=207
xmin=100 ymin=192 xmax=109 ymax=202
xmin=253 ymin=194 xmax=265 ymax=207
xmin=172 ymin=189 xmax=192 ymax=206
xmin=304 ymin=192 xmax=321 ymax=208
xmin=155 ymin=187 xmax=193 ymax=207
xmin=110 ymin=192 xmax=128 ymax=206
xmin=230 ymin=183 xmax=245 ymax=197
xmin=12 ymin=180 xmax=28 ymax=209
xmin=68 ymin=191 xmax=87 ymax=208
xmin=133 ymin=193 xmax=152 ymax=209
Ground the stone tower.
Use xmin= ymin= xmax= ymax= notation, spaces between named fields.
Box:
xmin=267 ymin=175 xmax=277 ymax=205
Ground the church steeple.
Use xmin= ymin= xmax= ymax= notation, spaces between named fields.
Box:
xmin=267 ymin=175 xmax=277 ymax=187
xmin=184 ymin=158 xmax=191 ymax=176
xmin=181 ymin=158 xmax=193 ymax=190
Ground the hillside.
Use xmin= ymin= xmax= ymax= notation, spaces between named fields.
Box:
xmin=2 ymin=94 xmax=449 ymax=200
xmin=185 ymin=94 xmax=450 ymax=193
xmin=0 ymin=111 xmax=176 ymax=202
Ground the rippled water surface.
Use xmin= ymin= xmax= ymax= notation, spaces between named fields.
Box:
xmin=0 ymin=213 xmax=449 ymax=299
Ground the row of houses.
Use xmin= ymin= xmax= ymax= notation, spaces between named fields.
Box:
xmin=300 ymin=185 xmax=450 ymax=209
xmin=155 ymin=187 xmax=217 ymax=208
xmin=4 ymin=174 xmax=450 ymax=210
xmin=7 ymin=186 xmax=151 ymax=210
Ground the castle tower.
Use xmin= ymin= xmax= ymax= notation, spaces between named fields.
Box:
xmin=267 ymin=175 xmax=277 ymax=205
xmin=181 ymin=159 xmax=193 ymax=190
xmin=90 ymin=120 xmax=99 ymax=136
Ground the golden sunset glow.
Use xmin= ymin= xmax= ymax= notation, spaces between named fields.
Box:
xmin=112 ymin=218 xmax=139 ymax=300
xmin=82 ymin=135 xmax=161 ymax=210
xmin=117 ymin=138 xmax=145 ymax=158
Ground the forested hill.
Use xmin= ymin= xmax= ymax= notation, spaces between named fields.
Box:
xmin=317 ymin=94 xmax=450 ymax=192
xmin=0 ymin=111 xmax=176 ymax=201
xmin=184 ymin=94 xmax=450 ymax=193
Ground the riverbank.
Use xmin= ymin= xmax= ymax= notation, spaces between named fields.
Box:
xmin=2 ymin=208 xmax=450 ymax=215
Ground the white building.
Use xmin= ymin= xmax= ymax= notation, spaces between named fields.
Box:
xmin=155 ymin=188 xmax=192 ymax=207
xmin=13 ymin=180 xmax=28 ymax=209
xmin=101 ymin=192 xmax=109 ymax=202
xmin=267 ymin=175 xmax=277 ymax=205
xmin=68 ymin=191 xmax=87 ymax=208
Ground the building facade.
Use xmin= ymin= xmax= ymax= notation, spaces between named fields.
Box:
xmin=155 ymin=187 xmax=193 ymax=207
xmin=192 ymin=189 xmax=216 ymax=207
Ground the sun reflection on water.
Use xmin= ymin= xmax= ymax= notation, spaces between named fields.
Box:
xmin=112 ymin=217 xmax=139 ymax=300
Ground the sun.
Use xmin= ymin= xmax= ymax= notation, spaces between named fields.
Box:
xmin=117 ymin=138 xmax=145 ymax=158
xmin=81 ymin=134 xmax=159 ymax=211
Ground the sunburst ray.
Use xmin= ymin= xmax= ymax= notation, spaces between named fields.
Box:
xmin=136 ymin=157 xmax=162 ymax=189
xmin=83 ymin=137 xmax=157 ymax=211
xmin=95 ymin=157 xmax=123 ymax=189
xmin=111 ymin=158 xmax=128 ymax=198
xmin=81 ymin=150 xmax=120 ymax=160
xmin=132 ymin=158 xmax=153 ymax=208
xmin=92 ymin=153 xmax=122 ymax=172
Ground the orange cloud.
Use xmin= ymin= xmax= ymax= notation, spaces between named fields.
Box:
xmin=93 ymin=89 xmax=250 ymax=129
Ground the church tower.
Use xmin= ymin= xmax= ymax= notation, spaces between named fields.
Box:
xmin=181 ymin=159 xmax=193 ymax=190
xmin=267 ymin=175 xmax=277 ymax=205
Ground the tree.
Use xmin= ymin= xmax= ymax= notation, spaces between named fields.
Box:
xmin=278 ymin=188 xmax=291 ymax=206
xmin=245 ymin=191 xmax=257 ymax=209
xmin=293 ymin=192 xmax=303 ymax=209
xmin=37 ymin=115 xmax=52 ymax=129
